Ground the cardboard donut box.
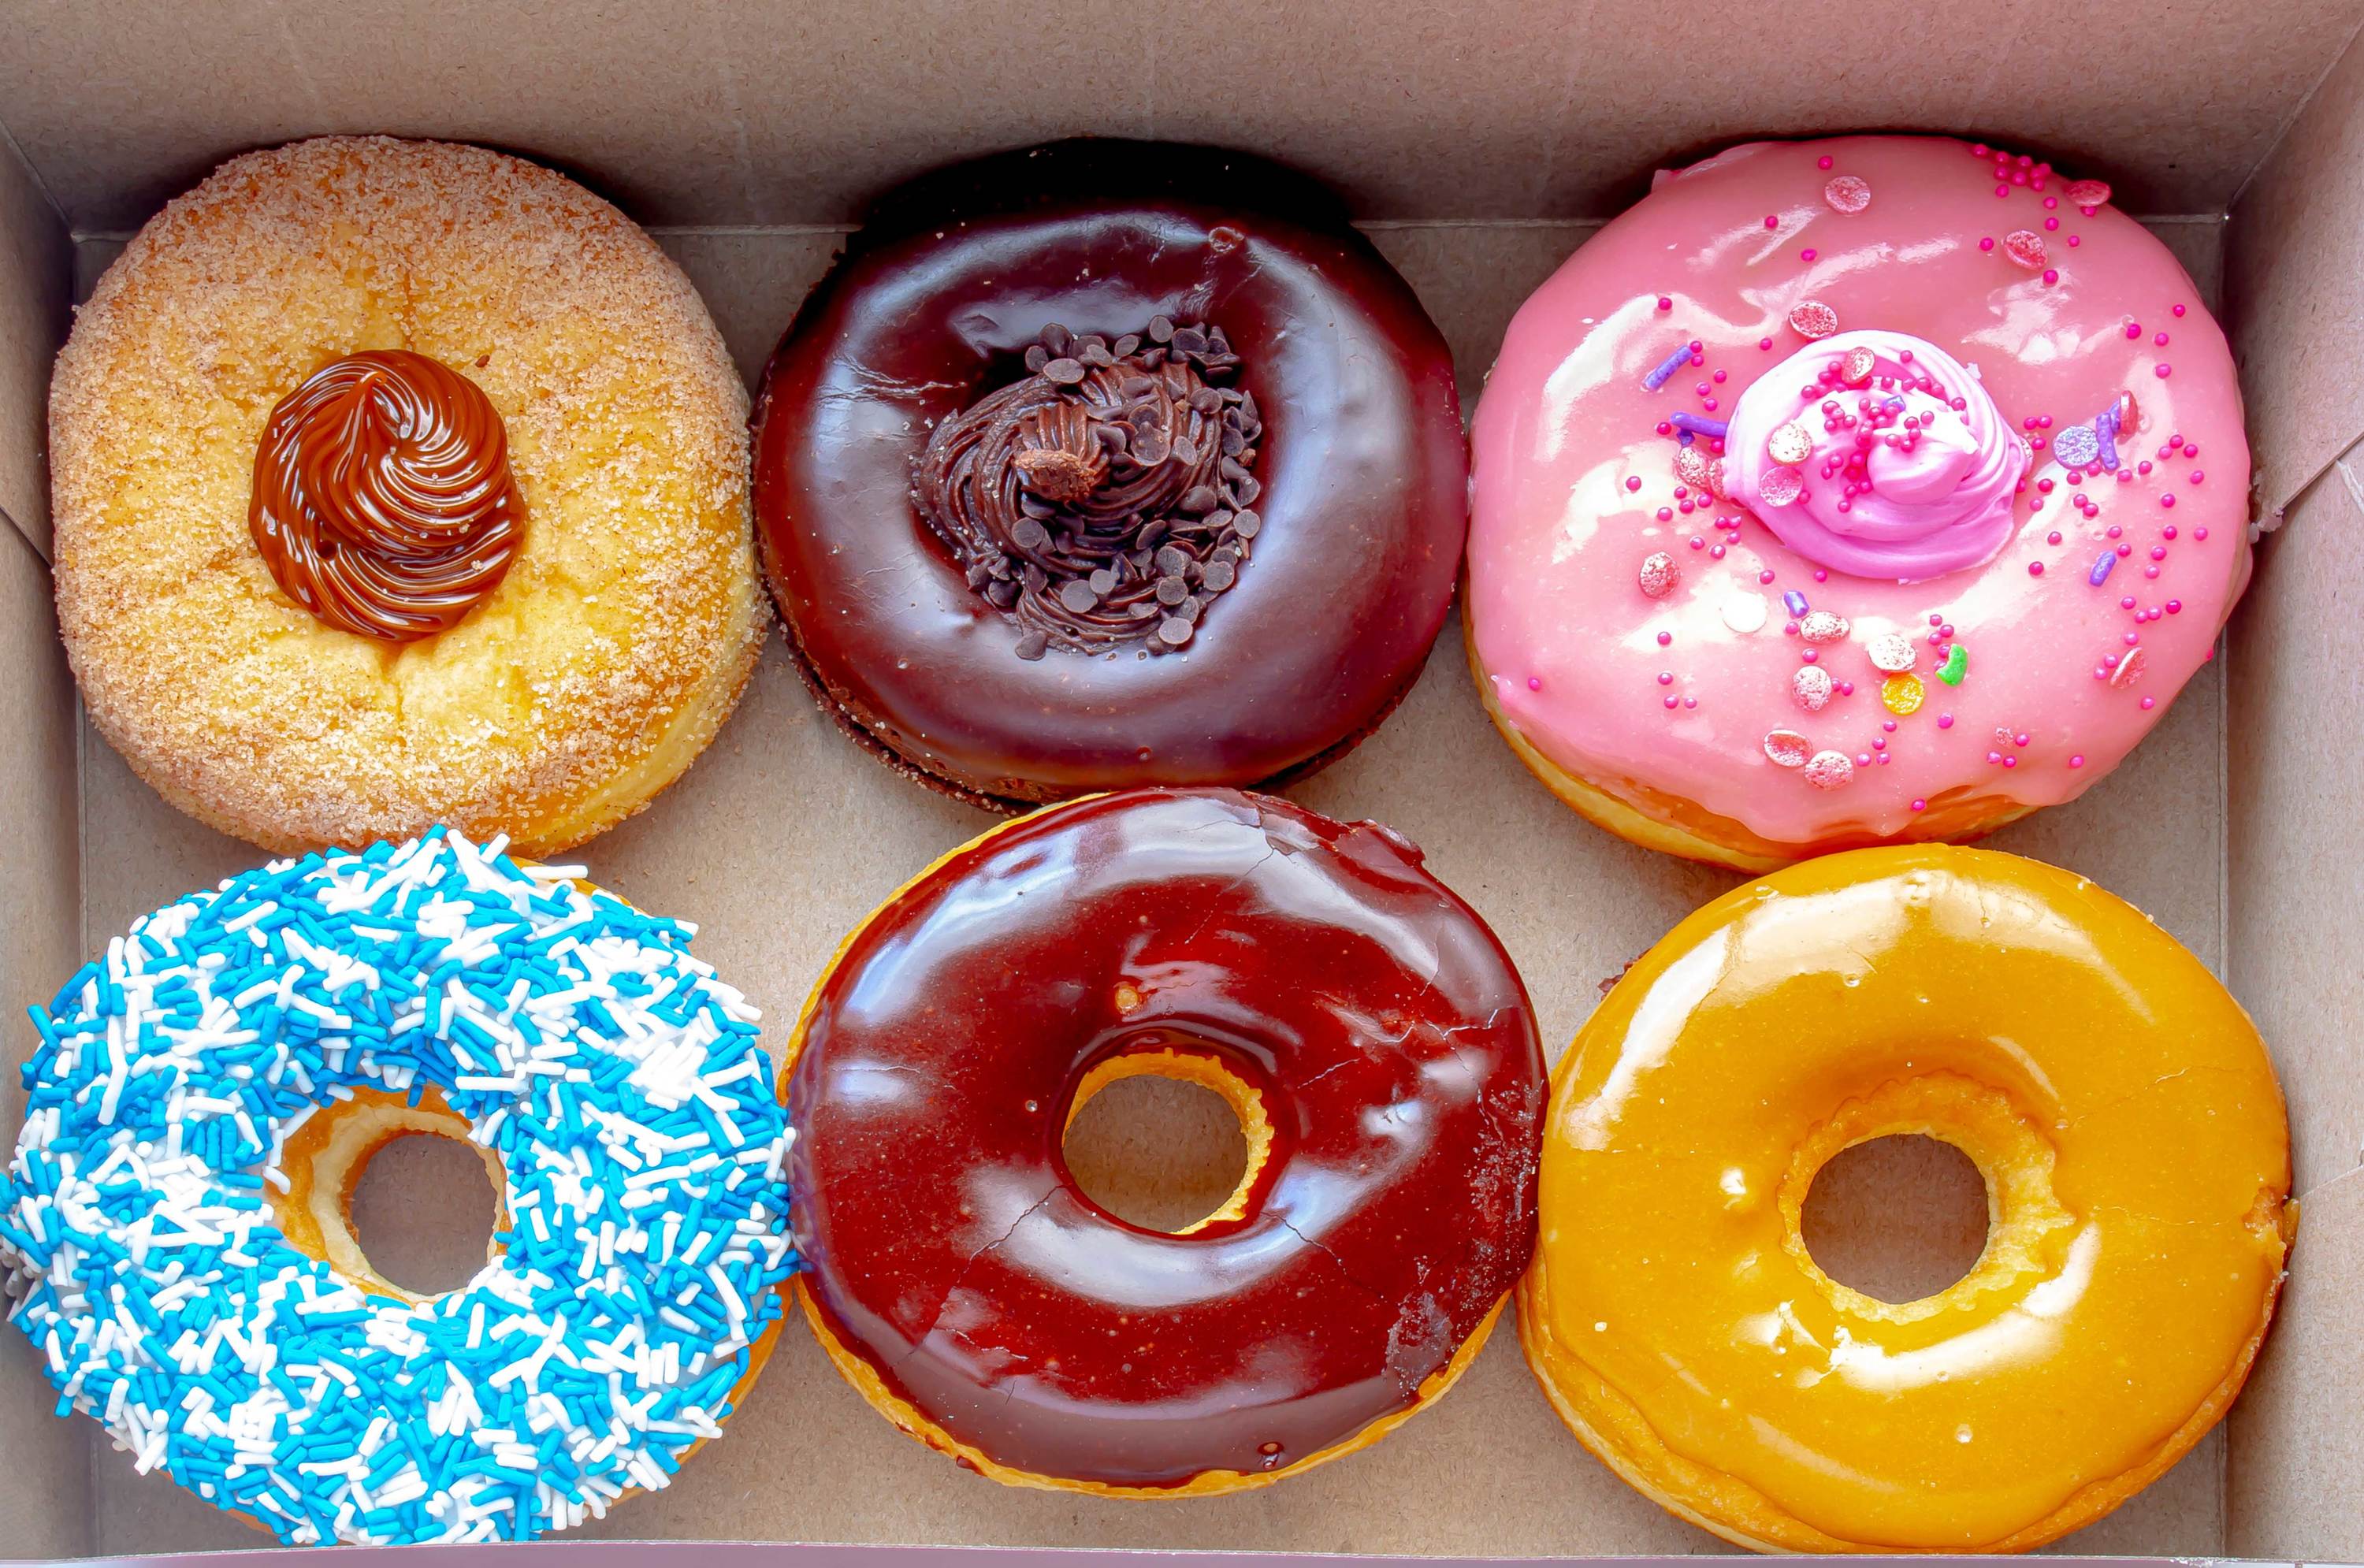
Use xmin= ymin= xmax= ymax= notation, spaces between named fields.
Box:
xmin=2 ymin=0 xmax=2360 ymax=1560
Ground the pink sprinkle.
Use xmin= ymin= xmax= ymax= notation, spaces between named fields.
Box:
xmin=2190 ymin=470 xmax=2205 ymax=485
xmin=1911 ymin=798 xmax=1927 ymax=812
xmin=2124 ymin=322 xmax=2142 ymax=338
xmin=1527 ymin=677 xmax=1541 ymax=691
xmin=1626 ymin=476 xmax=1643 ymax=492
xmin=1656 ymin=296 xmax=1672 ymax=311
xmin=2002 ymin=756 xmax=2017 ymax=768
xmin=1818 ymin=154 xmax=1834 ymax=169
xmin=1979 ymin=236 xmax=1996 ymax=252
xmin=1663 ymin=696 xmax=1678 ymax=709
xmin=2166 ymin=600 xmax=2181 ymax=614
xmin=2068 ymin=755 xmax=2084 ymax=767
xmin=2140 ymin=695 xmax=2156 ymax=709
xmin=1657 ymin=630 xmax=1672 ymax=645
xmin=2028 ymin=561 xmax=2045 ymax=576
xmin=1765 ymin=214 xmax=1779 ymax=229
xmin=2195 ymin=527 xmax=2209 ymax=541
xmin=2067 ymin=236 xmax=2080 ymax=247
xmin=1938 ymin=713 xmax=1954 ymax=729
xmin=2154 ymin=364 xmax=2173 ymax=377
xmin=1800 ymin=248 xmax=1817 ymax=262
xmin=2173 ymin=303 xmax=2187 ymax=316
xmin=2160 ymin=494 xmax=2176 ymax=509
xmin=1657 ymin=671 xmax=1674 ymax=686
xmin=2042 ymin=269 xmax=2060 ymax=285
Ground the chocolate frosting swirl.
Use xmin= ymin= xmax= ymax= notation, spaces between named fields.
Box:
xmin=250 ymin=350 xmax=523 ymax=641
xmin=913 ymin=320 xmax=1262 ymax=660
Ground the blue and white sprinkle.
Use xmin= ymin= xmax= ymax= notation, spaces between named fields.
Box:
xmin=0 ymin=830 xmax=796 ymax=1544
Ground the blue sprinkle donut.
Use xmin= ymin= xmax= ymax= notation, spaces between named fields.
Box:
xmin=0 ymin=830 xmax=795 ymax=1544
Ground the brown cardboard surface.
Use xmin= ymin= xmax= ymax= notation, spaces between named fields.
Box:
xmin=2228 ymin=1167 xmax=2364 ymax=1560
xmin=6 ymin=0 xmax=2357 ymax=235
xmin=49 ymin=204 xmax=2244 ymax=1559
xmin=0 ymin=133 xmax=69 ymax=558
xmin=2227 ymin=24 xmax=2364 ymax=520
xmin=0 ymin=526 xmax=93 ymax=1559
xmin=1 ymin=22 xmax=2353 ymax=1554
xmin=2228 ymin=456 xmax=2364 ymax=1198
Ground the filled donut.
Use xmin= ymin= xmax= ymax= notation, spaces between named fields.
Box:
xmin=1468 ymin=136 xmax=2251 ymax=868
xmin=1520 ymin=844 xmax=2293 ymax=1552
xmin=0 ymin=831 xmax=796 ymax=1544
xmin=51 ymin=136 xmax=764 ymax=856
xmin=753 ymin=140 xmax=1466 ymax=809
xmin=786 ymin=789 xmax=1544 ymax=1493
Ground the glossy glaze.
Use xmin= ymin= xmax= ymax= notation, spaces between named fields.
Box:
xmin=753 ymin=143 xmax=1466 ymax=807
xmin=789 ymin=789 xmax=1544 ymax=1486
xmin=250 ymin=350 xmax=521 ymax=641
xmin=1469 ymin=136 xmax=2252 ymax=857
xmin=1522 ymin=845 xmax=2292 ymax=1551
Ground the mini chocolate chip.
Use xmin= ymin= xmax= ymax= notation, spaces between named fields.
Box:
xmin=1058 ymin=579 xmax=1099 ymax=613
xmin=1122 ymin=377 xmax=1158 ymax=399
xmin=1012 ymin=518 xmax=1050 ymax=551
xmin=1043 ymin=324 xmax=1072 ymax=357
xmin=1129 ymin=600 xmax=1158 ymax=619
xmin=1155 ymin=544 xmax=1189 ymax=575
xmin=1088 ymin=568 xmax=1117 ymax=596
xmin=1147 ymin=315 xmax=1175 ymax=343
xmin=1015 ymin=630 xmax=1050 ymax=660
xmin=1220 ymin=426 xmax=1246 ymax=456
xmin=1220 ymin=457 xmax=1252 ymax=484
xmin=1022 ymin=563 xmax=1048 ymax=593
xmin=1233 ymin=511 xmax=1262 ymax=539
xmin=1137 ymin=520 xmax=1169 ymax=548
xmin=1113 ymin=334 xmax=1141 ymax=357
xmin=1169 ymin=441 xmax=1199 ymax=467
xmin=1043 ymin=357 xmax=1086 ymax=385
xmin=1158 ymin=616 xmax=1193 ymax=646
xmin=1179 ymin=485 xmax=1219 ymax=514
xmin=1095 ymin=422 xmax=1129 ymax=451
xmin=1201 ymin=559 xmax=1236 ymax=592
xmin=1078 ymin=340 xmax=1114 ymax=366
xmin=1232 ymin=475 xmax=1262 ymax=505
xmin=987 ymin=580 xmax=1020 ymax=608
xmin=1189 ymin=388 xmax=1223 ymax=414
xmin=1172 ymin=327 xmax=1208 ymax=355
xmin=1178 ymin=596 xmax=1203 ymax=622
xmin=965 ymin=561 xmax=994 ymax=588
xmin=1132 ymin=433 xmax=1170 ymax=465
xmin=1208 ymin=326 xmax=1232 ymax=353
xmin=1155 ymin=574 xmax=1188 ymax=606
xmin=1024 ymin=344 xmax=1050 ymax=373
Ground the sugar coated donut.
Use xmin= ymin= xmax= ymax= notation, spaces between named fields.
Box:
xmin=52 ymin=136 xmax=764 ymax=856
xmin=1521 ymin=845 xmax=2293 ymax=1552
xmin=1469 ymin=136 xmax=2251 ymax=869
xmin=0 ymin=831 xmax=795 ymax=1544
xmin=753 ymin=141 xmax=1466 ymax=809
xmin=786 ymin=789 xmax=1544 ymax=1494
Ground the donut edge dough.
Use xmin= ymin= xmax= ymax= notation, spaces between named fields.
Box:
xmin=777 ymin=793 xmax=1509 ymax=1498
xmin=1516 ymin=844 xmax=2294 ymax=1553
xmin=1463 ymin=608 xmax=2034 ymax=873
xmin=50 ymin=136 xmax=765 ymax=857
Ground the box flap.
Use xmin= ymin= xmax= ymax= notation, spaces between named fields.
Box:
xmin=2226 ymin=23 xmax=2364 ymax=522
xmin=4 ymin=0 xmax=2361 ymax=232
xmin=0 ymin=132 xmax=69 ymax=558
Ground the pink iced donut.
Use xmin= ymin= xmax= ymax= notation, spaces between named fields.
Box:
xmin=1467 ymin=136 xmax=2250 ymax=869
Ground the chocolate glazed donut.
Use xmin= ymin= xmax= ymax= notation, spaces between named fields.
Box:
xmin=786 ymin=789 xmax=1544 ymax=1492
xmin=753 ymin=142 xmax=1467 ymax=809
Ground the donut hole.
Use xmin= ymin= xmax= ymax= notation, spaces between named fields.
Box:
xmin=1801 ymin=1135 xmax=1991 ymax=1304
xmin=350 ymin=1131 xmax=502 ymax=1297
xmin=1061 ymin=1053 xmax=1260 ymax=1234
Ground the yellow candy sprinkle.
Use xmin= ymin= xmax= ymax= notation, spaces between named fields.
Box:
xmin=1883 ymin=673 xmax=1925 ymax=715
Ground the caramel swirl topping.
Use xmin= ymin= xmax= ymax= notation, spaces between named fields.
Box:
xmin=250 ymin=350 xmax=522 ymax=641
xmin=914 ymin=319 xmax=1263 ymax=660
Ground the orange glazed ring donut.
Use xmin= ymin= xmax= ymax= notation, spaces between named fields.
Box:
xmin=1520 ymin=845 xmax=2293 ymax=1553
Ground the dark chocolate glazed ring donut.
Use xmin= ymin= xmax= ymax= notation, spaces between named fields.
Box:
xmin=786 ymin=789 xmax=1544 ymax=1494
xmin=753 ymin=142 xmax=1467 ymax=809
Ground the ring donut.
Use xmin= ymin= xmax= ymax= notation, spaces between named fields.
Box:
xmin=752 ymin=141 xmax=1466 ymax=809
xmin=0 ymin=831 xmax=796 ymax=1544
xmin=786 ymin=788 xmax=1544 ymax=1494
xmin=1519 ymin=844 xmax=2294 ymax=1552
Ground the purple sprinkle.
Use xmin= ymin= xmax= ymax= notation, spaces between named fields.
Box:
xmin=2088 ymin=550 xmax=2117 ymax=586
xmin=1782 ymin=590 xmax=1809 ymax=617
xmin=1670 ymin=412 xmax=1729 ymax=439
xmin=1642 ymin=342 xmax=1696 ymax=392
